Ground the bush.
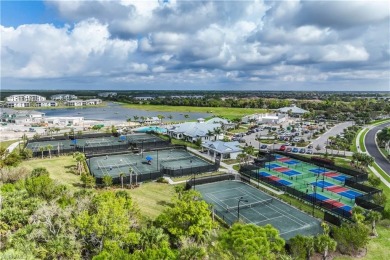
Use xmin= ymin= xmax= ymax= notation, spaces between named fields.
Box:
xmin=156 ymin=177 xmax=169 ymax=184
xmin=31 ymin=167 xmax=49 ymax=177
xmin=0 ymin=167 xmax=29 ymax=183
xmin=372 ymin=193 xmax=387 ymax=206
xmin=378 ymin=219 xmax=390 ymax=228
xmin=333 ymin=223 xmax=370 ymax=255
xmin=311 ymin=156 xmax=334 ymax=165
xmin=368 ymin=174 xmax=381 ymax=187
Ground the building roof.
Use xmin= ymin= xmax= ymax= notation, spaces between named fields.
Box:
xmin=168 ymin=122 xmax=221 ymax=138
xmin=206 ymin=117 xmax=230 ymax=125
xmin=202 ymin=140 xmax=242 ymax=153
xmin=278 ymin=105 xmax=308 ymax=114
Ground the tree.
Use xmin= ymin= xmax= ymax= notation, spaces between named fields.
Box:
xmin=102 ymin=174 xmax=113 ymax=188
xmin=366 ymin=210 xmax=382 ymax=237
xmin=368 ymin=174 xmax=381 ymax=187
xmin=73 ymin=152 xmax=86 ymax=175
xmin=1 ymin=152 xmax=21 ymax=167
xmin=129 ymin=167 xmax=134 ymax=187
xmin=289 ymin=235 xmax=314 ymax=260
xmin=315 ymin=144 xmax=321 ymax=153
xmin=126 ymin=118 xmax=132 ymax=127
xmin=39 ymin=146 xmax=46 ymax=159
xmin=74 ymin=191 xmax=139 ymax=254
xmin=138 ymin=225 xmax=170 ymax=251
xmin=333 ymin=223 xmax=370 ymax=255
xmin=133 ymin=115 xmax=139 ymax=122
xmin=80 ymin=172 xmax=96 ymax=188
xmin=31 ymin=167 xmax=49 ymax=177
xmin=46 ymin=144 xmax=53 ymax=159
xmin=372 ymin=192 xmax=387 ymax=206
xmin=157 ymin=114 xmax=165 ymax=124
xmin=119 ymin=172 xmax=125 ymax=189
xmin=156 ymin=189 xmax=213 ymax=243
xmin=25 ymin=174 xmax=65 ymax=201
xmin=314 ymin=234 xmax=337 ymax=260
xmin=19 ymin=148 xmax=33 ymax=160
xmin=184 ymin=114 xmax=189 ymax=119
xmin=243 ymin=145 xmax=255 ymax=156
xmin=218 ymin=223 xmax=285 ymax=259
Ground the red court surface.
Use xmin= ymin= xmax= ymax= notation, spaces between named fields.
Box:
xmin=278 ymin=157 xmax=290 ymax=162
xmin=332 ymin=187 xmax=348 ymax=193
xmin=269 ymin=176 xmax=280 ymax=181
xmin=324 ymin=172 xmax=339 ymax=177
xmin=324 ymin=199 xmax=344 ymax=208
xmin=274 ymin=167 xmax=290 ymax=172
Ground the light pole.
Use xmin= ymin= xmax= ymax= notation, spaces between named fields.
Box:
xmin=313 ymin=174 xmax=320 ymax=216
xmin=237 ymin=197 xmax=248 ymax=221
xmin=190 ymin=160 xmax=194 ymax=190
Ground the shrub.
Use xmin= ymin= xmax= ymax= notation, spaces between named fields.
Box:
xmin=156 ymin=177 xmax=169 ymax=184
xmin=0 ymin=167 xmax=29 ymax=183
xmin=311 ymin=156 xmax=334 ymax=165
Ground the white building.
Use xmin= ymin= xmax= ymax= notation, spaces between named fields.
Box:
xmin=201 ymin=140 xmax=243 ymax=160
xmin=36 ymin=101 xmax=58 ymax=107
xmin=44 ymin=116 xmax=84 ymax=126
xmin=6 ymin=94 xmax=46 ymax=102
xmin=278 ymin=105 xmax=308 ymax=116
xmin=1 ymin=108 xmax=44 ymax=123
xmin=65 ymin=99 xmax=102 ymax=106
xmin=170 ymin=95 xmax=204 ymax=99
xmin=6 ymin=101 xmax=30 ymax=108
xmin=98 ymin=92 xmax=117 ymax=98
xmin=242 ymin=113 xmax=287 ymax=124
xmin=134 ymin=96 xmax=155 ymax=101
xmin=50 ymin=94 xmax=77 ymax=101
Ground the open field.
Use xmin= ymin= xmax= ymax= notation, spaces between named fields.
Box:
xmin=19 ymin=156 xmax=82 ymax=189
xmin=0 ymin=140 xmax=18 ymax=150
xmin=121 ymin=103 xmax=267 ymax=120
xmin=129 ymin=182 xmax=177 ymax=219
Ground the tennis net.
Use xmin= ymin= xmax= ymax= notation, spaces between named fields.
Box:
xmin=160 ymin=155 xmax=198 ymax=165
xmin=97 ymin=162 xmax=137 ymax=170
xmin=226 ymin=198 xmax=273 ymax=212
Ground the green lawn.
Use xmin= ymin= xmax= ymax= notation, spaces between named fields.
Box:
xmin=372 ymin=163 xmax=390 ymax=183
xmin=0 ymin=140 xmax=19 ymax=150
xmin=370 ymin=118 xmax=390 ymax=126
xmin=359 ymin=128 xmax=369 ymax=152
xmin=171 ymin=171 xmax=225 ymax=182
xmin=19 ymin=155 xmax=82 ymax=189
xmin=121 ymin=103 xmax=267 ymax=120
xmin=128 ymin=182 xmax=177 ymax=220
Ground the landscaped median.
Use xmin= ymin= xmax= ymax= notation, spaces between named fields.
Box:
xmin=359 ymin=128 xmax=369 ymax=152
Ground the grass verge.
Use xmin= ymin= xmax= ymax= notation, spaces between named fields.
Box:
xmin=171 ymin=171 xmax=225 ymax=182
xmin=372 ymin=163 xmax=390 ymax=183
xmin=19 ymin=155 xmax=82 ymax=189
xmin=0 ymin=140 xmax=19 ymax=150
xmin=370 ymin=118 xmax=390 ymax=126
xmin=121 ymin=103 xmax=267 ymax=120
xmin=359 ymin=128 xmax=369 ymax=152
xmin=129 ymin=182 xmax=176 ymax=220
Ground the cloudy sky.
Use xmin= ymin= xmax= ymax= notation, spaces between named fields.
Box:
xmin=1 ymin=0 xmax=389 ymax=91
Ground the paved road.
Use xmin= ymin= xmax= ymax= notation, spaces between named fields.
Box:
xmin=365 ymin=122 xmax=390 ymax=175
xmin=310 ymin=121 xmax=353 ymax=154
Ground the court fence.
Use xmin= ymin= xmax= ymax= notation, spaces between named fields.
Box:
xmin=185 ymin=173 xmax=235 ymax=190
xmin=274 ymin=151 xmax=368 ymax=182
xmin=239 ymin=167 xmax=354 ymax=220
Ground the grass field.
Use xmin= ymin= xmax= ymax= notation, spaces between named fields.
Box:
xmin=19 ymin=156 xmax=82 ymax=189
xmin=129 ymin=182 xmax=177 ymax=220
xmin=370 ymin=118 xmax=390 ymax=126
xmin=0 ymin=140 xmax=18 ymax=150
xmin=121 ymin=103 xmax=267 ymax=120
xmin=359 ymin=128 xmax=369 ymax=152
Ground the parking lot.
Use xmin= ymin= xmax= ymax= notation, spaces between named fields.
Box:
xmin=234 ymin=120 xmax=353 ymax=155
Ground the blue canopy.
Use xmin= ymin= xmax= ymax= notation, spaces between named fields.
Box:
xmin=145 ymin=155 xmax=153 ymax=161
xmin=72 ymin=139 xmax=77 ymax=144
xmin=119 ymin=135 xmax=126 ymax=141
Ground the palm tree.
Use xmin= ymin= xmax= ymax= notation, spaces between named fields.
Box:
xmin=133 ymin=115 xmax=139 ymax=122
xmin=73 ymin=152 xmax=86 ymax=175
xmin=213 ymin=127 xmax=222 ymax=140
xmin=167 ymin=115 xmax=173 ymax=120
xmin=129 ymin=167 xmax=134 ymax=187
xmin=39 ymin=146 xmax=46 ymax=159
xmin=127 ymin=118 xmax=132 ymax=127
xmin=184 ymin=114 xmax=189 ymax=119
xmin=119 ymin=172 xmax=125 ymax=189
xmin=140 ymin=116 xmax=146 ymax=125
xmin=366 ymin=210 xmax=382 ymax=237
xmin=46 ymin=144 xmax=53 ymax=159
xmin=54 ymin=127 xmax=61 ymax=135
xmin=157 ymin=114 xmax=165 ymax=125
xmin=206 ymin=130 xmax=214 ymax=141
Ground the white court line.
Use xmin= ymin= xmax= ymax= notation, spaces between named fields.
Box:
xmin=253 ymin=215 xmax=284 ymax=225
xmin=236 ymin=186 xmax=306 ymax=226
xmin=205 ymin=193 xmax=230 ymax=213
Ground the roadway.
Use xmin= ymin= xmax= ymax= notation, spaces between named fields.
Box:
xmin=364 ymin=122 xmax=390 ymax=175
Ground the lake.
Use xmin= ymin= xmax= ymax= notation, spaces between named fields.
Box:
xmin=40 ymin=102 xmax=211 ymax=122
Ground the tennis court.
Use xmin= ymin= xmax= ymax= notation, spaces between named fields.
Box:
xmin=88 ymin=148 xmax=216 ymax=180
xmin=196 ymin=180 xmax=322 ymax=240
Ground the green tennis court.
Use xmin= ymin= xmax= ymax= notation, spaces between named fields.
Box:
xmin=88 ymin=148 xmax=214 ymax=179
xmin=196 ymin=180 xmax=322 ymax=240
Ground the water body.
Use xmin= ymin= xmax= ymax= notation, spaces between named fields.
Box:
xmin=40 ymin=102 xmax=211 ymax=122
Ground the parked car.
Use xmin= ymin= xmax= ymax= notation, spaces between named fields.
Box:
xmin=279 ymin=145 xmax=287 ymax=151
xmin=293 ymin=137 xmax=301 ymax=142
xmin=286 ymin=147 xmax=292 ymax=152
xmin=260 ymin=144 xmax=269 ymax=151
xmin=308 ymin=144 xmax=313 ymax=149
xmin=238 ymin=138 xmax=246 ymax=143
xmin=292 ymin=147 xmax=299 ymax=153
xmin=285 ymin=142 xmax=291 ymax=146
xmin=306 ymin=149 xmax=313 ymax=154
xmin=299 ymin=148 xmax=306 ymax=154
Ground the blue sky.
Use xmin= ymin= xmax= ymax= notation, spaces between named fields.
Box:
xmin=1 ymin=0 xmax=389 ymax=91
